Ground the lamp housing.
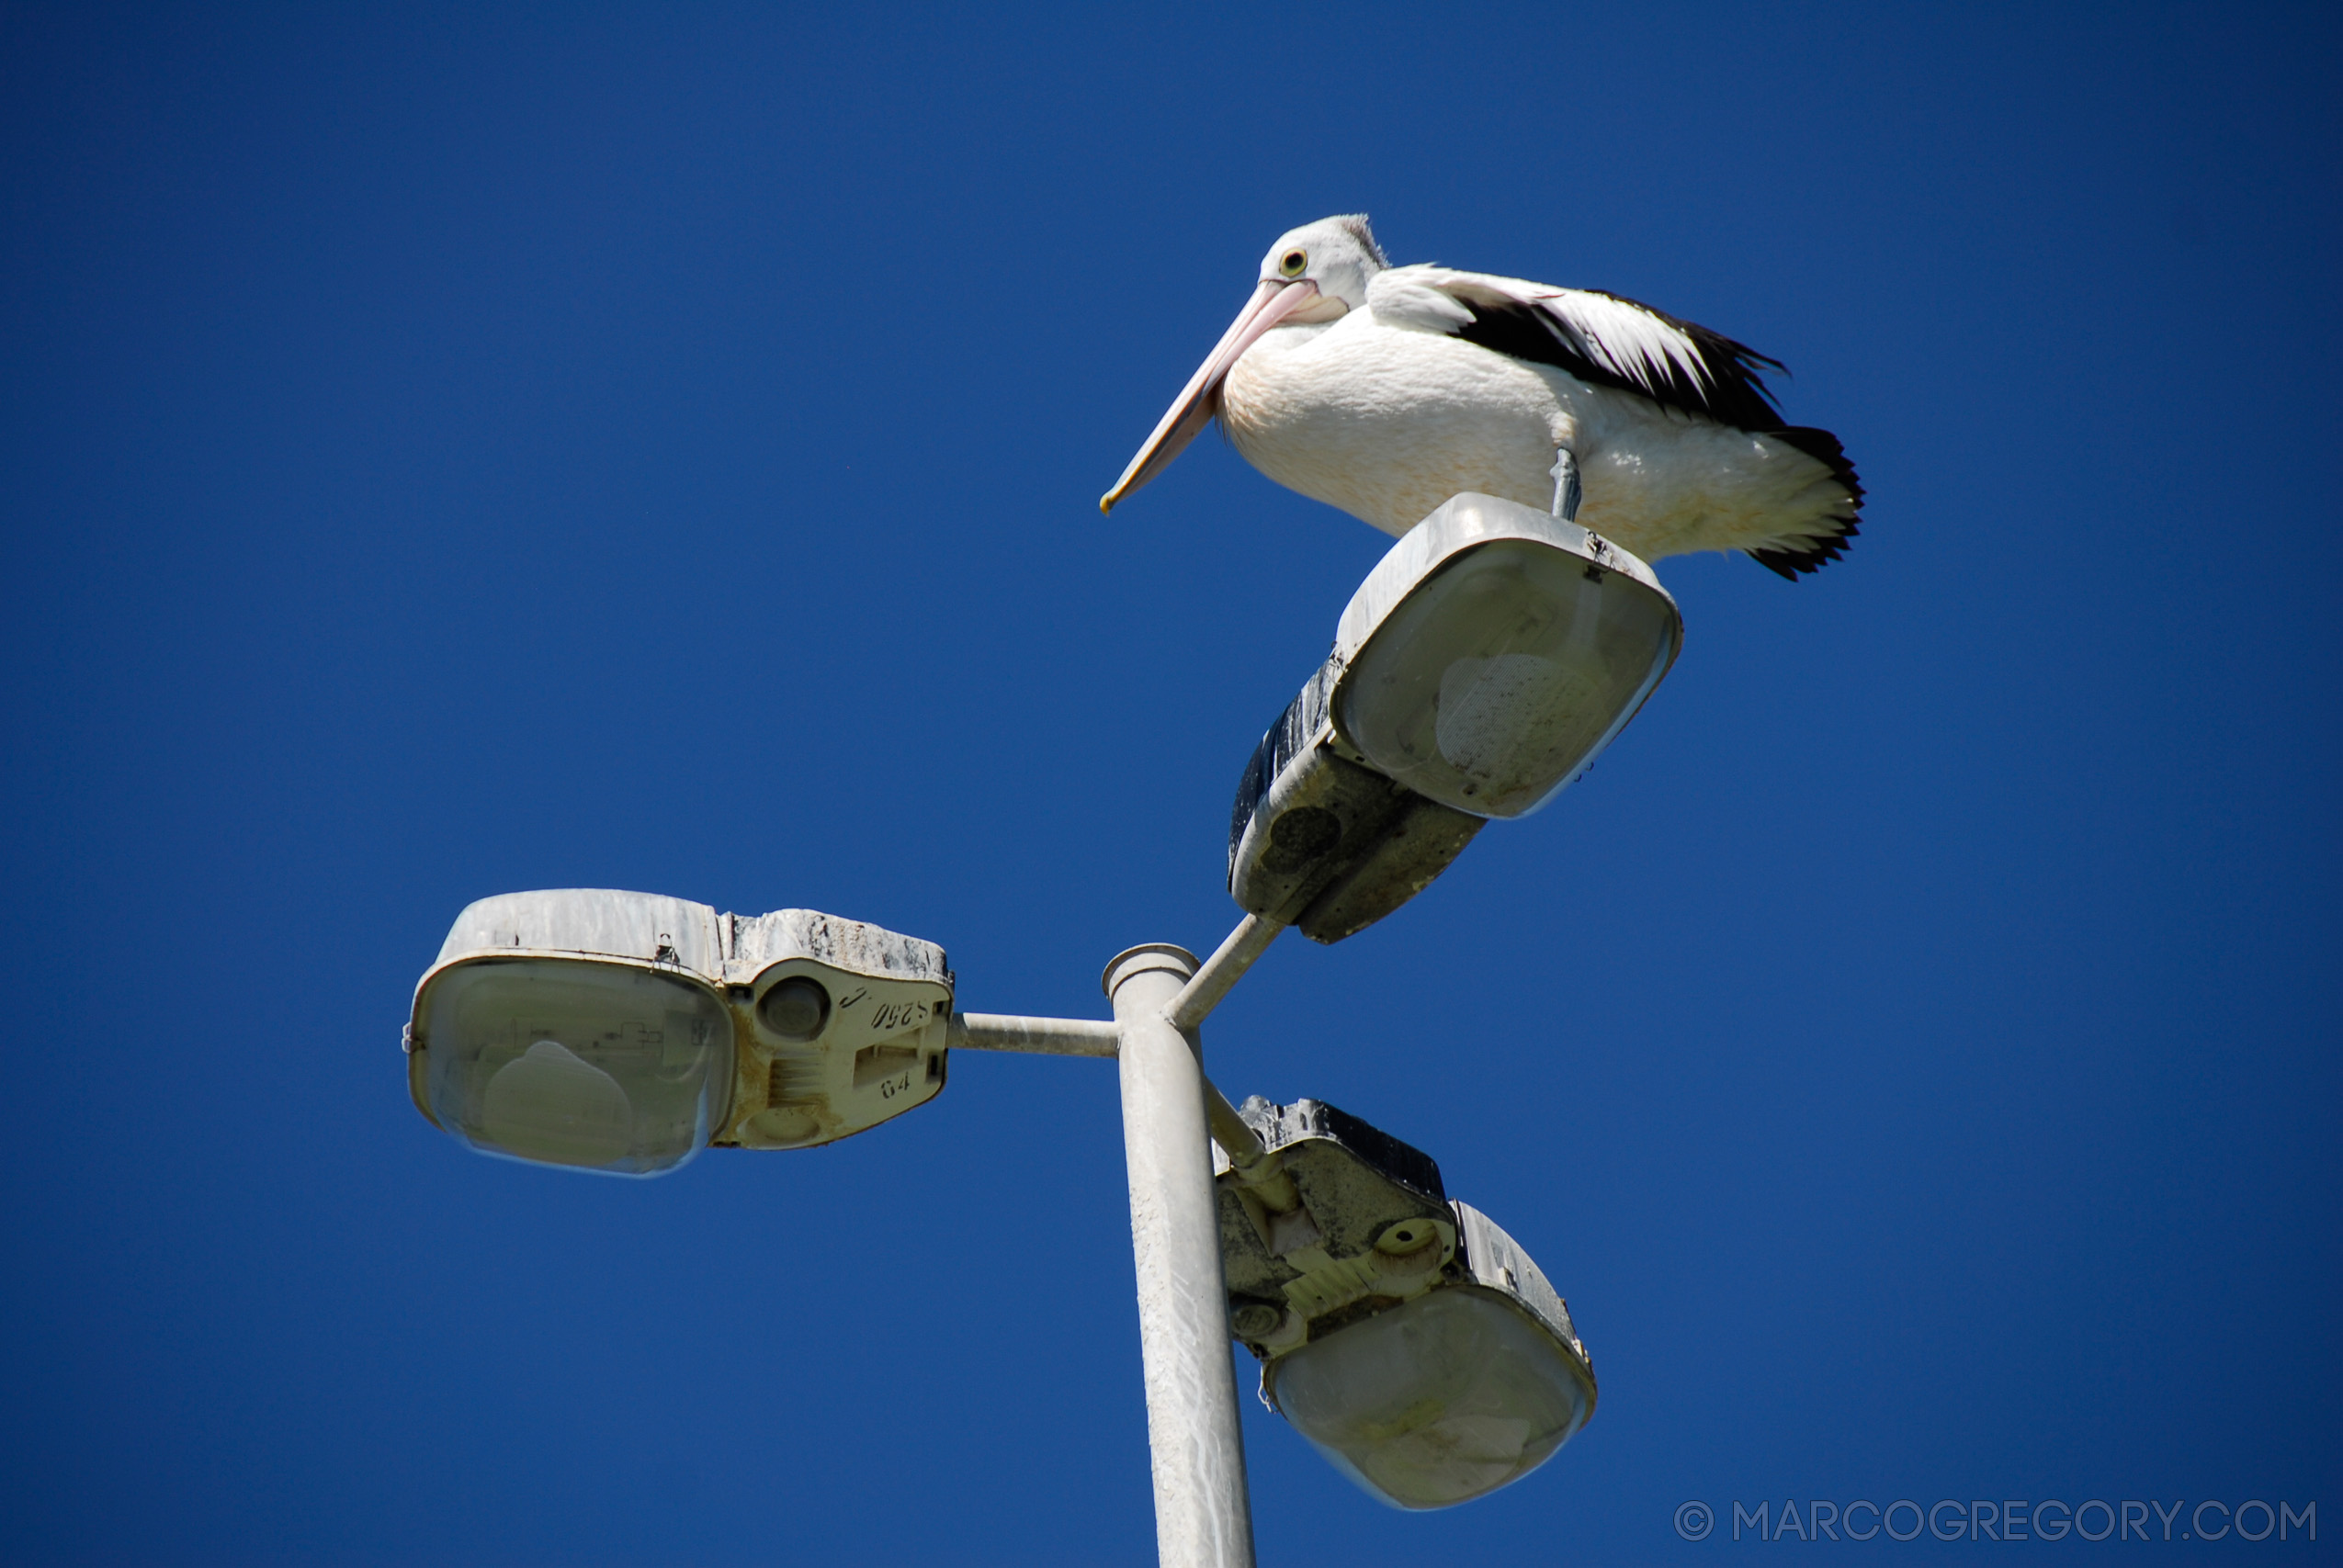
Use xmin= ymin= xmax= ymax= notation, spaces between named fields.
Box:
xmin=1228 ymin=492 xmax=1681 ymax=942
xmin=406 ymin=890 xmax=952 ymax=1176
xmin=1215 ymin=1096 xmax=1596 ymax=1510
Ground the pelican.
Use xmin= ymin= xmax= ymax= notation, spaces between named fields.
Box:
xmin=1101 ymin=215 xmax=1862 ymax=578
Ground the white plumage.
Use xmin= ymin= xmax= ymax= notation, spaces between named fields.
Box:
xmin=1103 ymin=216 xmax=1862 ymax=578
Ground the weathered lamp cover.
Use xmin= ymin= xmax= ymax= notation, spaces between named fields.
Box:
xmin=407 ymin=890 xmax=952 ymax=1176
xmin=1215 ymin=1097 xmax=1597 ymax=1508
xmin=1229 ymin=492 xmax=1681 ymax=942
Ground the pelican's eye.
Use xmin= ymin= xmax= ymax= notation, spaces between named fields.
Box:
xmin=1278 ymin=249 xmax=1307 ymax=279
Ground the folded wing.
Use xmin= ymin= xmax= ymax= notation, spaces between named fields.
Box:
xmin=1375 ymin=267 xmax=1864 ymax=578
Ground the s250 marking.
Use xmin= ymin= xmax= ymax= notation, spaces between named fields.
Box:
xmin=868 ymin=1000 xmax=932 ymax=1033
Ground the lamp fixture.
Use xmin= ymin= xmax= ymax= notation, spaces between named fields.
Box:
xmin=405 ymin=889 xmax=952 ymax=1176
xmin=1215 ymin=1096 xmax=1597 ymax=1509
xmin=1228 ymin=491 xmax=1681 ymax=942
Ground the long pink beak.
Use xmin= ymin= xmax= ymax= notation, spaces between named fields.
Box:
xmin=1099 ymin=278 xmax=1324 ymax=513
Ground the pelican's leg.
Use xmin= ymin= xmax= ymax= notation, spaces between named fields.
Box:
xmin=1548 ymin=446 xmax=1582 ymax=522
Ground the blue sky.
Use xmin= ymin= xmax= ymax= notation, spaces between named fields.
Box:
xmin=3 ymin=3 xmax=2336 ymax=1562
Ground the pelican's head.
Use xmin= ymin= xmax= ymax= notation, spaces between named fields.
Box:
xmin=1256 ymin=214 xmax=1387 ymax=319
xmin=1100 ymin=215 xmax=1390 ymax=513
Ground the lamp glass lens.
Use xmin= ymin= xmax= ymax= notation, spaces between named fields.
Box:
xmin=423 ymin=959 xmax=733 ymax=1177
xmin=1266 ymin=1286 xmax=1592 ymax=1509
xmin=1337 ymin=539 xmax=1676 ymax=818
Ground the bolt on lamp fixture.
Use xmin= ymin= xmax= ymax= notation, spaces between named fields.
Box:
xmin=1213 ymin=1097 xmax=1596 ymax=1510
xmin=405 ymin=889 xmax=952 ymax=1176
xmin=1229 ymin=491 xmax=1682 ymax=942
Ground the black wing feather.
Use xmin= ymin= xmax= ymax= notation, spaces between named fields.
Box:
xmin=1445 ymin=287 xmax=1783 ymax=431
xmin=1446 ymin=285 xmax=1863 ymax=579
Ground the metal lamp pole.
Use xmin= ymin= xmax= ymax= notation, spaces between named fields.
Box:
xmin=950 ymin=914 xmax=1286 ymax=1568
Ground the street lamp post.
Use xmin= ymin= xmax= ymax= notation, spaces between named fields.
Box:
xmin=1105 ymin=942 xmax=1256 ymax=1568
xmin=403 ymin=491 xmax=1681 ymax=1566
xmin=945 ymin=915 xmax=1291 ymax=1568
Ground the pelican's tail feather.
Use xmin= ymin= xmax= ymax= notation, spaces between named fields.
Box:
xmin=1746 ymin=425 xmax=1863 ymax=580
